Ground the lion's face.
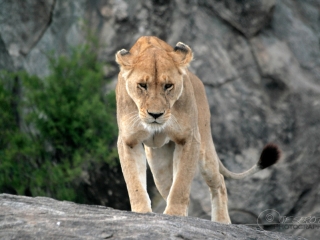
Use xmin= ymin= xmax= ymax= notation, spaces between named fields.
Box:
xmin=125 ymin=51 xmax=184 ymax=131
xmin=116 ymin=38 xmax=193 ymax=132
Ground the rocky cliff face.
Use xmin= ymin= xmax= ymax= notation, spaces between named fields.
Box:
xmin=0 ymin=194 xmax=306 ymax=240
xmin=1 ymin=0 xmax=320 ymax=239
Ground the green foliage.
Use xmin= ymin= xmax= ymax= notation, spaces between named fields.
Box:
xmin=0 ymin=45 xmax=118 ymax=203
xmin=0 ymin=72 xmax=31 ymax=195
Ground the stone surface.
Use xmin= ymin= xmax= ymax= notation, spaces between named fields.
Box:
xmin=0 ymin=35 xmax=13 ymax=71
xmin=1 ymin=0 xmax=320 ymax=239
xmin=0 ymin=0 xmax=55 ymax=69
xmin=0 ymin=194 xmax=305 ymax=240
xmin=199 ymin=0 xmax=276 ymax=37
xmin=23 ymin=0 xmax=86 ymax=77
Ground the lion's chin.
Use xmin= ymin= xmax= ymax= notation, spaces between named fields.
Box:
xmin=142 ymin=122 xmax=166 ymax=133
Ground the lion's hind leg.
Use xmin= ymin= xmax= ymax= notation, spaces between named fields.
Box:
xmin=145 ymin=141 xmax=175 ymax=201
xmin=199 ymin=143 xmax=231 ymax=224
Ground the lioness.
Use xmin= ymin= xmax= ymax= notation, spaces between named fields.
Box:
xmin=115 ymin=36 xmax=280 ymax=223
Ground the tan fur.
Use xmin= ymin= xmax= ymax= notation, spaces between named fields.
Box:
xmin=115 ymin=36 xmax=265 ymax=223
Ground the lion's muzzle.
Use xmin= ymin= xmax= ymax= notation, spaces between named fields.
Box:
xmin=147 ymin=111 xmax=164 ymax=119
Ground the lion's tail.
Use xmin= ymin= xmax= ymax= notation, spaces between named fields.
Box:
xmin=219 ymin=144 xmax=281 ymax=180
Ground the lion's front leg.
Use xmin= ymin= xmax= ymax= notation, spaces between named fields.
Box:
xmin=118 ymin=138 xmax=151 ymax=213
xmin=163 ymin=137 xmax=199 ymax=216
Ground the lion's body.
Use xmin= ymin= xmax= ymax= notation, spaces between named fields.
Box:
xmin=115 ymin=36 xmax=280 ymax=223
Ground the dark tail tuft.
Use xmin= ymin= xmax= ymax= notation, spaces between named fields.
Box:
xmin=257 ymin=143 xmax=281 ymax=169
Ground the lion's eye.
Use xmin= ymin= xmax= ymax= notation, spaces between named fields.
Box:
xmin=164 ymin=84 xmax=173 ymax=90
xmin=138 ymin=83 xmax=147 ymax=89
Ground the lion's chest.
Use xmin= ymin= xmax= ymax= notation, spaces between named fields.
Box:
xmin=143 ymin=132 xmax=170 ymax=148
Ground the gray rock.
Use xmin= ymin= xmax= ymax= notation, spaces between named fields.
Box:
xmin=0 ymin=35 xmax=13 ymax=71
xmin=199 ymin=0 xmax=276 ymax=37
xmin=0 ymin=0 xmax=55 ymax=69
xmin=0 ymin=194 xmax=305 ymax=240
xmin=23 ymin=0 xmax=86 ymax=77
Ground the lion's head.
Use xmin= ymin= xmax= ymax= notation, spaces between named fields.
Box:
xmin=115 ymin=37 xmax=193 ymax=132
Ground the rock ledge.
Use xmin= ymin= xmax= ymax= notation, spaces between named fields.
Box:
xmin=0 ymin=194 xmax=305 ymax=240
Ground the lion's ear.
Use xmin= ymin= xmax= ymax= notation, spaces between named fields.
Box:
xmin=115 ymin=49 xmax=133 ymax=79
xmin=115 ymin=49 xmax=132 ymax=69
xmin=169 ymin=42 xmax=193 ymax=73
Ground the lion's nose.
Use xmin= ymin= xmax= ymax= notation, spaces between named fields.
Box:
xmin=147 ymin=111 xmax=164 ymax=119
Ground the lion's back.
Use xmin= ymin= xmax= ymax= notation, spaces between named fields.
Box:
xmin=130 ymin=36 xmax=174 ymax=55
xmin=187 ymin=70 xmax=212 ymax=141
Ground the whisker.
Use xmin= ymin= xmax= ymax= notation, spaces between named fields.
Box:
xmin=127 ymin=115 xmax=138 ymax=126
xmin=124 ymin=111 xmax=139 ymax=120
xmin=171 ymin=115 xmax=182 ymax=131
xmin=125 ymin=110 xmax=138 ymax=116
xmin=132 ymin=116 xmax=142 ymax=128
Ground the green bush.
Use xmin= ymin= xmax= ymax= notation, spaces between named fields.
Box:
xmin=0 ymin=45 xmax=121 ymax=204
xmin=0 ymin=72 xmax=32 ymax=195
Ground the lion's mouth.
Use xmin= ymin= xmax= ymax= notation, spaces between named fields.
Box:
xmin=142 ymin=121 xmax=166 ymax=132
xmin=145 ymin=118 xmax=165 ymax=125
xmin=140 ymin=114 xmax=170 ymax=131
